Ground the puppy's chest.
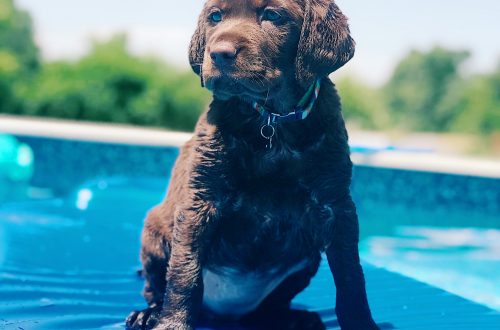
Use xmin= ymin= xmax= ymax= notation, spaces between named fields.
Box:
xmin=205 ymin=180 xmax=331 ymax=271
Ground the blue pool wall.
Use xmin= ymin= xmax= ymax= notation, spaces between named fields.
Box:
xmin=13 ymin=134 xmax=500 ymax=220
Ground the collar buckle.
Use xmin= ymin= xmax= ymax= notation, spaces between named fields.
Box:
xmin=252 ymin=78 xmax=322 ymax=148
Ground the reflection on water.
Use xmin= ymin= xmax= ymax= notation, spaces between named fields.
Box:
xmin=360 ymin=226 xmax=500 ymax=311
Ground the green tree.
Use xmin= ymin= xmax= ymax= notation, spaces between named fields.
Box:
xmin=336 ymin=77 xmax=390 ymax=130
xmin=384 ymin=47 xmax=470 ymax=131
xmin=0 ymin=0 xmax=40 ymax=114
xmin=17 ymin=34 xmax=210 ymax=131
xmin=0 ymin=0 xmax=39 ymax=72
xmin=441 ymin=62 xmax=500 ymax=134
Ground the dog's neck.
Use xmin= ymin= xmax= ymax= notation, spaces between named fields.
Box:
xmin=253 ymin=79 xmax=315 ymax=115
xmin=207 ymin=78 xmax=329 ymax=153
xmin=251 ymin=79 xmax=321 ymax=122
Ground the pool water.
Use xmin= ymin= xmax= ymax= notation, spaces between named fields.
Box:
xmin=1 ymin=134 xmax=499 ymax=329
xmin=358 ymin=204 xmax=500 ymax=311
xmin=0 ymin=178 xmax=164 ymax=329
xmin=1 ymin=175 xmax=499 ymax=329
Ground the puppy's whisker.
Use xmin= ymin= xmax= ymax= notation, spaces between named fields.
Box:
xmin=264 ymin=89 xmax=271 ymax=107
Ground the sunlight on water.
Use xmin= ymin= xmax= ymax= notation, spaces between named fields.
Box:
xmin=361 ymin=226 xmax=500 ymax=311
xmin=76 ymin=188 xmax=93 ymax=210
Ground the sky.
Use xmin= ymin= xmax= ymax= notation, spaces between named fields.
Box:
xmin=15 ymin=0 xmax=500 ymax=86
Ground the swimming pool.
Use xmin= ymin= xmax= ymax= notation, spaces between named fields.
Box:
xmin=0 ymin=130 xmax=499 ymax=329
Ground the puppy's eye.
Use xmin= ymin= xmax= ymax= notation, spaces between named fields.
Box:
xmin=262 ymin=9 xmax=282 ymax=22
xmin=208 ymin=10 xmax=223 ymax=23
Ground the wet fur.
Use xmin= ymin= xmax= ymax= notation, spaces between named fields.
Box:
xmin=126 ymin=1 xmax=378 ymax=329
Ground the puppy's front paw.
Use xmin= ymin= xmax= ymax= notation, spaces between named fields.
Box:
xmin=125 ymin=305 xmax=192 ymax=330
xmin=126 ymin=304 xmax=161 ymax=330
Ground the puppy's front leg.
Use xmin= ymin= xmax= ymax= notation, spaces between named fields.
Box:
xmin=151 ymin=209 xmax=208 ymax=330
xmin=326 ymin=197 xmax=379 ymax=330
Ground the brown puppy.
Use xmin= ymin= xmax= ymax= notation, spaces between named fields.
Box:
xmin=126 ymin=0 xmax=379 ymax=329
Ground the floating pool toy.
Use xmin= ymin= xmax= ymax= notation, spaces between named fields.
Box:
xmin=0 ymin=134 xmax=34 ymax=200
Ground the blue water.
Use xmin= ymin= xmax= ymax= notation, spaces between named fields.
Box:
xmin=1 ymin=176 xmax=499 ymax=329
xmin=0 ymin=178 xmax=164 ymax=329
xmin=358 ymin=207 xmax=500 ymax=311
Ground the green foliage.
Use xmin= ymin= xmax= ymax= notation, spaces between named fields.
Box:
xmin=384 ymin=47 xmax=471 ymax=131
xmin=336 ymin=77 xmax=389 ymax=130
xmin=16 ymin=34 xmax=210 ymax=131
xmin=0 ymin=0 xmax=39 ymax=72
xmin=0 ymin=0 xmax=498 ymax=138
xmin=0 ymin=0 xmax=209 ymax=131
xmin=382 ymin=47 xmax=499 ymax=135
xmin=439 ymin=63 xmax=500 ymax=134
xmin=0 ymin=0 xmax=39 ymax=114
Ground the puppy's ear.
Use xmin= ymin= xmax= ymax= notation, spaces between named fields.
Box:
xmin=295 ymin=0 xmax=355 ymax=87
xmin=189 ymin=11 xmax=207 ymax=76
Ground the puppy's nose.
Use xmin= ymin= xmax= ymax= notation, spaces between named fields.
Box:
xmin=210 ymin=43 xmax=238 ymax=68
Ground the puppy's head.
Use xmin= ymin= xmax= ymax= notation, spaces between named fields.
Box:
xmin=190 ymin=0 xmax=354 ymax=102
